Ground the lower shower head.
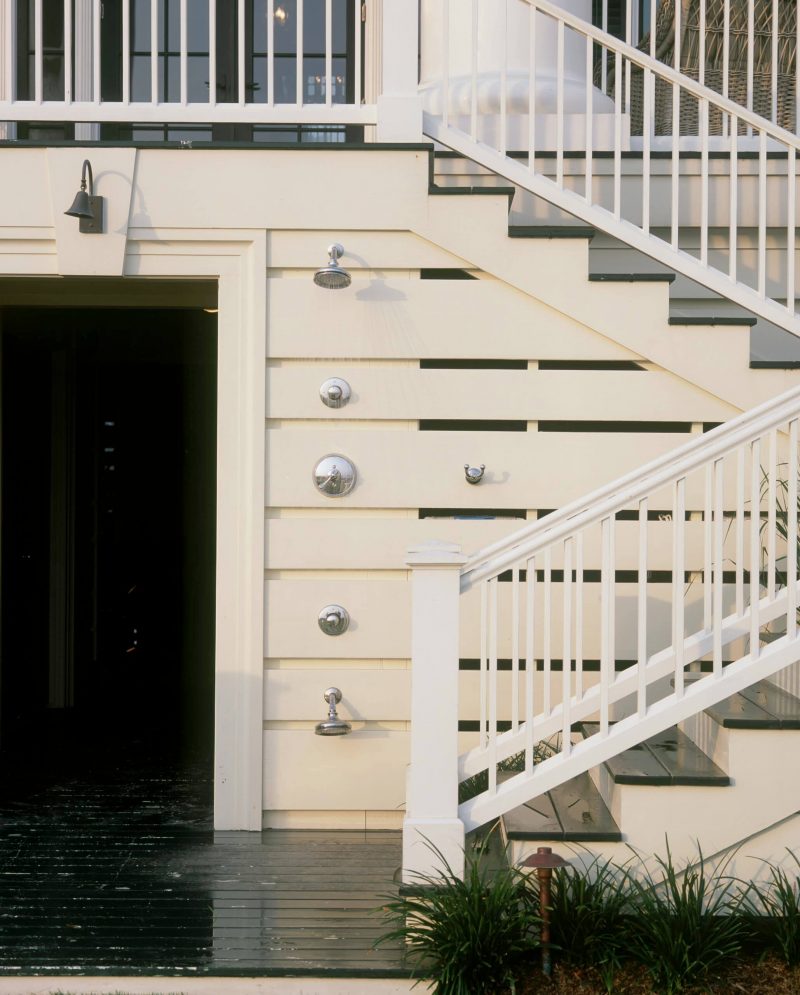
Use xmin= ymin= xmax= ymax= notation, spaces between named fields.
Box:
xmin=314 ymin=687 xmax=353 ymax=736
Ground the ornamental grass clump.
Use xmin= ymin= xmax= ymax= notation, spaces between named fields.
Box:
xmin=742 ymin=849 xmax=800 ymax=966
xmin=377 ymin=839 xmax=537 ymax=995
xmin=626 ymin=841 xmax=748 ymax=995
xmin=537 ymin=852 xmax=633 ymax=977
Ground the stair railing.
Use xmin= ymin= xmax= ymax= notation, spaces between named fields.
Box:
xmin=402 ymin=387 xmax=800 ymax=876
xmin=449 ymin=384 xmax=800 ymax=831
xmin=421 ymin=0 xmax=800 ymax=335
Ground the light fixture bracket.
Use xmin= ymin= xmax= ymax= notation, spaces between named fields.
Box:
xmin=78 ymin=196 xmax=104 ymax=234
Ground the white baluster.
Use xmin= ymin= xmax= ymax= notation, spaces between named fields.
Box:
xmin=713 ymin=457 xmax=724 ymax=675
xmin=789 ymin=419 xmax=798 ymax=637
xmin=637 ymin=497 xmax=648 ymax=716
xmin=525 ymin=555 xmax=535 ymax=771
xmin=511 ymin=567 xmax=520 ymax=732
xmin=751 ymin=437 xmax=762 ymax=654
xmin=562 ymin=538 xmax=572 ymax=756
xmin=673 ymin=477 xmax=686 ymax=697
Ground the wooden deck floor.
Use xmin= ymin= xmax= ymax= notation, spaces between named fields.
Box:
xmin=0 ymin=745 xmax=407 ymax=977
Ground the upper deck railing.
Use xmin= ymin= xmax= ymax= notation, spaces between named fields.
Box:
xmin=0 ymin=0 xmax=421 ymax=142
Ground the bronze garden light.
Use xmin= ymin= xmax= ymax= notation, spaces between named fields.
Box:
xmin=521 ymin=846 xmax=570 ymax=977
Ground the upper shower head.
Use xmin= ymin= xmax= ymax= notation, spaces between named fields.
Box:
xmin=313 ymin=243 xmax=351 ymax=290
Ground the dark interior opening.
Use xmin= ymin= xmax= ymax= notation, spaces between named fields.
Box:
xmin=0 ymin=305 xmax=217 ymax=783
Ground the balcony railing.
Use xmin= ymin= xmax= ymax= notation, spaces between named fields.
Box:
xmin=0 ymin=0 xmax=421 ymax=141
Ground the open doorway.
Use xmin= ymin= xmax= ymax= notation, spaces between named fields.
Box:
xmin=0 ymin=305 xmax=217 ymax=792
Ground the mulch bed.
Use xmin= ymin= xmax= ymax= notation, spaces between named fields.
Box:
xmin=514 ymin=953 xmax=800 ymax=993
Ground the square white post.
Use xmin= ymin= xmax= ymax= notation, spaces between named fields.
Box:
xmin=0 ymin=0 xmax=17 ymax=140
xmin=402 ymin=540 xmax=467 ymax=883
xmin=376 ymin=0 xmax=423 ymax=142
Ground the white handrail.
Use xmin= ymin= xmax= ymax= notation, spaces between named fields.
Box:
xmin=464 ymin=383 xmax=800 ymax=586
xmin=424 ymin=0 xmax=800 ymax=335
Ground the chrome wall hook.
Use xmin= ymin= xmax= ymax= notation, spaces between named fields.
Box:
xmin=315 ymin=687 xmax=352 ymax=736
xmin=464 ymin=464 xmax=486 ymax=485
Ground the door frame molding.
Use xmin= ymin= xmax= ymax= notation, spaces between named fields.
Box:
xmin=126 ymin=233 xmax=266 ymax=831
xmin=0 ymin=233 xmax=267 ymax=831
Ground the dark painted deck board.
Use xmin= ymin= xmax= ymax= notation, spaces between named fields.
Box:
xmin=0 ymin=752 xmax=406 ymax=977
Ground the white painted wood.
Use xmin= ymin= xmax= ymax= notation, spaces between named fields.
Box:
xmin=267 ymin=229 xmax=471 ymax=270
xmin=0 ymin=0 xmax=17 ymax=140
xmin=267 ymin=278 xmax=639 ymax=361
xmin=263 ymin=729 xmax=408 ymax=810
xmin=403 ymin=541 xmax=466 ymax=880
xmin=266 ymin=429 xmax=696 ymax=509
xmin=376 ymin=0 xmax=422 ymax=140
xmin=422 ymin=0 xmax=800 ymax=335
xmin=264 ymin=668 xmax=410 ymax=721
xmin=266 ymin=367 xmax=735 ymax=422
xmin=265 ymin=516 xmax=753 ymax=575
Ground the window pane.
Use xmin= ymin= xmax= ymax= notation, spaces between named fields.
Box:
xmin=303 ymin=0 xmax=325 ymax=53
xmin=250 ymin=54 xmax=268 ymax=103
xmin=132 ymin=0 xmax=152 ymax=51
xmin=274 ymin=56 xmax=296 ymax=102
xmin=252 ymin=0 xmax=267 ymax=53
xmin=188 ymin=56 xmax=210 ymax=101
xmin=187 ymin=0 xmax=210 ymax=51
xmin=167 ymin=0 xmax=181 ymax=50
xmin=332 ymin=0 xmax=348 ymax=52
xmin=131 ymin=54 xmax=151 ymax=100
xmin=274 ymin=0 xmax=296 ymax=54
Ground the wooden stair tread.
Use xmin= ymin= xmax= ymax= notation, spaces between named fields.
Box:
xmin=706 ymin=680 xmax=800 ymax=729
xmin=502 ymin=771 xmax=621 ymax=842
xmin=580 ymin=723 xmax=729 ymax=786
xmin=668 ymin=315 xmax=757 ymax=326
xmin=508 ymin=225 xmax=596 ymax=239
xmin=589 ymin=272 xmax=676 ymax=283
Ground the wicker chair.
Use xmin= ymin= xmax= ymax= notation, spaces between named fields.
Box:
xmin=624 ymin=0 xmax=797 ymax=136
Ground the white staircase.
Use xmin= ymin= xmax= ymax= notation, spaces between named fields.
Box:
xmin=421 ymin=0 xmax=800 ymax=335
xmin=403 ymin=380 xmax=800 ymax=879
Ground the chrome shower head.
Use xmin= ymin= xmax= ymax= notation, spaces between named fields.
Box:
xmin=314 ymin=687 xmax=352 ymax=736
xmin=313 ymin=243 xmax=351 ymax=290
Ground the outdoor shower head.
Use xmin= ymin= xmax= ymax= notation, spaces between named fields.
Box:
xmin=314 ymin=687 xmax=352 ymax=736
xmin=313 ymin=244 xmax=351 ymax=290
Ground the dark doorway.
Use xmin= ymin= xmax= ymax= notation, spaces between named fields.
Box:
xmin=0 ymin=306 xmax=217 ymax=782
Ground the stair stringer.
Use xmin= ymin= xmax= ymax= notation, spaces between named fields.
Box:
xmin=412 ymin=195 xmax=800 ymax=414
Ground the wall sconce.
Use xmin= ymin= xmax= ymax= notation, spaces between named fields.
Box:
xmin=64 ymin=159 xmax=103 ymax=234
xmin=315 ymin=687 xmax=352 ymax=736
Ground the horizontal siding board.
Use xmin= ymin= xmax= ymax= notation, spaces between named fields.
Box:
xmin=268 ymin=230 xmax=472 ymax=269
xmin=263 ymin=666 xmax=601 ymax=722
xmin=265 ymin=519 xmax=745 ymax=572
xmin=266 ymin=367 xmax=735 ymax=422
xmin=264 ymin=579 xmax=734 ymax=660
xmin=266 ymin=430 xmax=715 ymax=508
xmin=266 ymin=279 xmax=640 ymax=360
xmin=262 ymin=730 xmax=408 ymax=810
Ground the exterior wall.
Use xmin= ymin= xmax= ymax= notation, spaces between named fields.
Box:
xmin=1 ymin=144 xmax=798 ymax=830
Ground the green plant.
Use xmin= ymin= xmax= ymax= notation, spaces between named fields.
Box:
xmin=458 ymin=737 xmax=559 ymax=805
xmin=529 ymin=852 xmax=632 ymax=976
xmin=625 ymin=841 xmax=748 ymax=995
xmin=376 ymin=838 xmax=537 ymax=995
xmin=742 ymin=849 xmax=800 ymax=965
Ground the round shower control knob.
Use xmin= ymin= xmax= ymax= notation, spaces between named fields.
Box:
xmin=318 ymin=605 xmax=350 ymax=636
xmin=320 ymin=377 xmax=351 ymax=409
xmin=313 ymin=454 xmax=356 ymax=496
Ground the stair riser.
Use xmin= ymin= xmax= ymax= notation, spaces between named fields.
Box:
xmin=509 ymin=809 xmax=800 ymax=885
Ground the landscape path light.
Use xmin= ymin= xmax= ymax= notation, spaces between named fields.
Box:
xmin=521 ymin=846 xmax=570 ymax=977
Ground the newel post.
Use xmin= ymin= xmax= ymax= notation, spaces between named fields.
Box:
xmin=402 ymin=540 xmax=467 ymax=883
xmin=376 ymin=0 xmax=423 ymax=142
